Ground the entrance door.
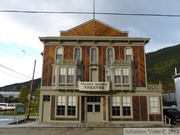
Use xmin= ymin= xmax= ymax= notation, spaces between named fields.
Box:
xmin=86 ymin=96 xmax=102 ymax=122
xmin=43 ymin=101 xmax=50 ymax=121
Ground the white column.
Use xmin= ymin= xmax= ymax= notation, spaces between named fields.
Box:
xmin=79 ymin=95 xmax=82 ymax=122
xmin=106 ymin=96 xmax=109 ymax=122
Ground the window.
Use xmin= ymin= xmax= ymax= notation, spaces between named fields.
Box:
xmin=107 ymin=47 xmax=114 ymax=61
xmin=123 ymin=68 xmax=129 ymax=83
xmin=74 ymin=47 xmax=81 ymax=60
xmin=57 ymin=96 xmax=77 ymax=116
xmin=77 ymin=68 xmax=82 ymax=81
xmin=56 ymin=47 xmax=63 ymax=62
xmin=123 ymin=96 xmax=131 ymax=116
xmin=114 ymin=68 xmax=121 ymax=83
xmin=53 ymin=67 xmax=57 ymax=83
xmin=149 ymin=97 xmax=159 ymax=113
xmin=67 ymin=68 xmax=74 ymax=83
xmin=57 ymin=96 xmax=65 ymax=115
xmin=107 ymin=68 xmax=111 ymax=82
xmin=125 ymin=48 xmax=132 ymax=63
xmin=90 ymin=47 xmax=98 ymax=63
xmin=68 ymin=96 xmax=76 ymax=116
xmin=59 ymin=67 xmax=66 ymax=83
xmin=112 ymin=96 xmax=131 ymax=117
xmin=112 ymin=96 xmax=120 ymax=116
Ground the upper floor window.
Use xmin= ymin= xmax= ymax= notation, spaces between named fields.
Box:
xmin=77 ymin=68 xmax=82 ymax=81
xmin=114 ymin=67 xmax=130 ymax=84
xmin=125 ymin=48 xmax=133 ymax=63
xmin=74 ymin=47 xmax=82 ymax=60
xmin=59 ymin=67 xmax=66 ymax=83
xmin=107 ymin=68 xmax=111 ymax=82
xmin=90 ymin=47 xmax=98 ymax=63
xmin=107 ymin=47 xmax=114 ymax=61
xmin=56 ymin=46 xmax=63 ymax=62
xmin=122 ymin=68 xmax=129 ymax=83
xmin=114 ymin=68 xmax=121 ymax=83
xmin=67 ymin=67 xmax=74 ymax=83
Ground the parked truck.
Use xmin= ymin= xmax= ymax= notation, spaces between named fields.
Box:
xmin=0 ymin=103 xmax=15 ymax=110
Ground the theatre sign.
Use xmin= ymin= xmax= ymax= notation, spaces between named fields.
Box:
xmin=78 ymin=82 xmax=110 ymax=91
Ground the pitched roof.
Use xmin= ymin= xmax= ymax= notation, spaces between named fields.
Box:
xmin=60 ymin=19 xmax=128 ymax=37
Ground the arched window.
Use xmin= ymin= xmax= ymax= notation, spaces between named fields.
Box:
xmin=74 ymin=47 xmax=81 ymax=60
xmin=107 ymin=47 xmax=114 ymax=61
xmin=90 ymin=47 xmax=98 ymax=63
xmin=125 ymin=48 xmax=133 ymax=63
xmin=56 ymin=46 xmax=63 ymax=62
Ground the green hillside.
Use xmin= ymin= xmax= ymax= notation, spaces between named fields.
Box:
xmin=146 ymin=44 xmax=180 ymax=93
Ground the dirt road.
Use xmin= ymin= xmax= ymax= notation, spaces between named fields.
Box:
xmin=0 ymin=127 xmax=124 ymax=135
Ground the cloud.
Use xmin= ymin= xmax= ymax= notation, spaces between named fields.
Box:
xmin=0 ymin=0 xmax=180 ymax=86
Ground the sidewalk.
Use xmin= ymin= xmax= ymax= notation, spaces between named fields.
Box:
xmin=1 ymin=121 xmax=173 ymax=128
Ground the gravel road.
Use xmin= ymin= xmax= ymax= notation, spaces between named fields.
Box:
xmin=0 ymin=127 xmax=124 ymax=135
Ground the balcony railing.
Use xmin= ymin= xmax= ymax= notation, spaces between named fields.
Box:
xmin=105 ymin=60 xmax=134 ymax=65
xmin=56 ymin=59 xmax=83 ymax=65
xmin=147 ymin=84 xmax=162 ymax=90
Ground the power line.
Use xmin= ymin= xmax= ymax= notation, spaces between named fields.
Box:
xmin=0 ymin=64 xmax=31 ymax=79
xmin=13 ymin=43 xmax=36 ymax=60
xmin=0 ymin=48 xmax=24 ymax=60
xmin=0 ymin=70 xmax=29 ymax=80
xmin=1 ymin=10 xmax=180 ymax=17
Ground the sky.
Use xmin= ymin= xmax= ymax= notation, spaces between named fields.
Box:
xmin=0 ymin=0 xmax=180 ymax=87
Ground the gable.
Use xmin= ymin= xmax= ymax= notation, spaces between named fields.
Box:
xmin=60 ymin=19 xmax=128 ymax=37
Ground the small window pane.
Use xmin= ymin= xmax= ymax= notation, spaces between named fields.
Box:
xmin=87 ymin=105 xmax=93 ymax=112
xmin=95 ymin=105 xmax=100 ymax=112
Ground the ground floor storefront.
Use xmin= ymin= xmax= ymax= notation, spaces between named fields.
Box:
xmin=39 ymin=90 xmax=163 ymax=124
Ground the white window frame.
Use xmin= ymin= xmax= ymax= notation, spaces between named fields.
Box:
xmin=56 ymin=96 xmax=66 ymax=116
xmin=106 ymin=47 xmax=115 ymax=61
xmin=55 ymin=46 xmax=64 ymax=63
xmin=122 ymin=68 xmax=129 ymax=84
xmin=114 ymin=68 xmax=121 ymax=84
xmin=124 ymin=47 xmax=133 ymax=63
xmin=56 ymin=96 xmax=77 ymax=118
xmin=111 ymin=96 xmax=132 ymax=118
xmin=59 ymin=67 xmax=66 ymax=83
xmin=90 ymin=47 xmax=98 ymax=63
xmin=73 ymin=46 xmax=82 ymax=60
xmin=67 ymin=67 xmax=74 ymax=83
xmin=149 ymin=96 xmax=160 ymax=114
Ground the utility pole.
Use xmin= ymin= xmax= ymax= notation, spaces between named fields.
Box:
xmin=27 ymin=60 xmax=36 ymax=120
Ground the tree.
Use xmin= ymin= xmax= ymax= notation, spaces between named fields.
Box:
xmin=19 ymin=85 xmax=28 ymax=106
xmin=33 ymin=85 xmax=40 ymax=109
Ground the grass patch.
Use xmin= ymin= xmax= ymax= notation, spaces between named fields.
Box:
xmin=0 ymin=109 xmax=39 ymax=116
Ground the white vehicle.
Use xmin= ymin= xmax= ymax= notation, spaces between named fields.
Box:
xmin=0 ymin=103 xmax=15 ymax=110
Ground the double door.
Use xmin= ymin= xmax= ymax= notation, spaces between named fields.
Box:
xmin=86 ymin=96 xmax=102 ymax=122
